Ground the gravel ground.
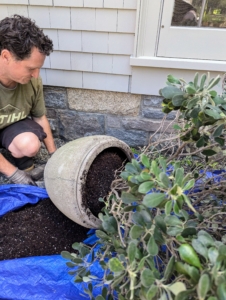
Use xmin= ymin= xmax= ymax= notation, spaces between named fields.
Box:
xmin=0 ymin=138 xmax=67 ymax=187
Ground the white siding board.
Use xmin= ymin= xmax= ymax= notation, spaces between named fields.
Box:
xmin=93 ymin=54 xmax=113 ymax=74
xmin=43 ymin=29 xmax=59 ymax=50
xmin=113 ymin=55 xmax=131 ymax=75
xmin=40 ymin=69 xmax=47 ymax=85
xmin=82 ymin=31 xmax=108 ymax=53
xmin=109 ymin=33 xmax=134 ymax=55
xmin=29 ymin=0 xmax=52 ymax=6
xmin=53 ymin=0 xmax=83 ymax=7
xmin=124 ymin=0 xmax=137 ymax=9
xmin=50 ymin=51 xmax=71 ymax=70
xmin=8 ymin=5 xmax=28 ymax=17
xmin=96 ymin=9 xmax=117 ymax=32
xmin=84 ymin=0 xmax=103 ymax=8
xmin=0 ymin=0 xmax=28 ymax=4
xmin=83 ymin=72 xmax=129 ymax=92
xmin=117 ymin=10 xmax=136 ymax=33
xmin=71 ymin=8 xmax=95 ymax=31
xmin=49 ymin=7 xmax=70 ymax=29
xmin=104 ymin=0 xmax=123 ymax=9
xmin=58 ymin=30 xmax=82 ymax=51
xmin=28 ymin=6 xmax=50 ymax=28
xmin=46 ymin=69 xmax=83 ymax=88
xmin=0 ymin=5 xmax=8 ymax=20
xmin=71 ymin=52 xmax=92 ymax=72
xmin=43 ymin=56 xmax=51 ymax=68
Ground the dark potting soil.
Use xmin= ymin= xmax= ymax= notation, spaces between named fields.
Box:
xmin=83 ymin=147 xmax=128 ymax=217
xmin=0 ymin=198 xmax=89 ymax=260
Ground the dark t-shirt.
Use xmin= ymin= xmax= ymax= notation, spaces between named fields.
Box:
xmin=0 ymin=77 xmax=46 ymax=130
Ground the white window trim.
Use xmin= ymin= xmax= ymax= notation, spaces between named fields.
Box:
xmin=131 ymin=0 xmax=226 ymax=72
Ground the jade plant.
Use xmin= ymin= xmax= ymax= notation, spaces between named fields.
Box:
xmin=62 ymin=73 xmax=226 ymax=300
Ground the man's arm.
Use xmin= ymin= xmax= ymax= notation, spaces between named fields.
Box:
xmin=33 ymin=115 xmax=57 ymax=154
xmin=0 ymin=153 xmax=17 ymax=176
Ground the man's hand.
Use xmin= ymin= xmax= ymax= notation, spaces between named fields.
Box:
xmin=7 ymin=168 xmax=37 ymax=186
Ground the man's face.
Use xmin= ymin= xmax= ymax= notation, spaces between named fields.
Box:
xmin=7 ymin=47 xmax=46 ymax=85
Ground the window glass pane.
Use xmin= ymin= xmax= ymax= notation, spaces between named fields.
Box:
xmin=172 ymin=0 xmax=226 ymax=28
xmin=201 ymin=0 xmax=226 ymax=28
xmin=171 ymin=0 xmax=200 ymax=26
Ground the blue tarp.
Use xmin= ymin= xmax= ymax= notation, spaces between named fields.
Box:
xmin=0 ymin=184 xmax=100 ymax=300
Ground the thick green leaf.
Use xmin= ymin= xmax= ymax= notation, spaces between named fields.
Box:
xmin=95 ymin=230 xmax=110 ymax=240
xmin=140 ymin=172 xmax=152 ymax=181
xmin=205 ymin=109 xmax=221 ymax=119
xmin=214 ymin=137 xmax=225 ymax=146
xmin=154 ymin=215 xmax=167 ymax=233
xmin=129 ymin=225 xmax=144 ymax=239
xmin=143 ymin=193 xmax=166 ymax=208
xmin=181 ymin=227 xmax=197 ymax=237
xmin=159 ymin=172 xmax=170 ymax=188
xmin=213 ymin=124 xmax=225 ymax=137
xmin=125 ymin=163 xmax=139 ymax=174
xmin=167 ymin=75 xmax=181 ymax=84
xmin=208 ymin=247 xmax=218 ymax=264
xmin=183 ymin=179 xmax=195 ymax=191
xmin=138 ymin=181 xmax=155 ymax=194
xmin=165 ymin=215 xmax=183 ymax=227
xmin=147 ymin=285 xmax=158 ymax=299
xmin=167 ymin=226 xmax=183 ymax=236
xmin=192 ymin=239 xmax=208 ymax=260
xmin=207 ymin=75 xmax=221 ymax=90
xmin=161 ymin=86 xmax=183 ymax=99
xmin=121 ymin=192 xmax=139 ymax=204
xmin=141 ymin=269 xmax=155 ymax=287
xmin=198 ymin=230 xmax=215 ymax=247
xmin=127 ymin=241 xmax=137 ymax=263
xmin=109 ymin=257 xmax=125 ymax=273
xmin=196 ymin=136 xmax=205 ymax=148
xmin=200 ymin=74 xmax=207 ymax=90
xmin=164 ymin=256 xmax=175 ymax=281
xmin=141 ymin=154 xmax=150 ymax=168
xmin=102 ymin=216 xmax=117 ymax=234
xmin=217 ymin=283 xmax=226 ymax=300
xmin=165 ymin=201 xmax=173 ymax=215
xmin=168 ymin=282 xmax=186 ymax=296
xmin=175 ymin=168 xmax=184 ymax=186
xmin=147 ymin=236 xmax=159 ymax=256
xmin=172 ymin=94 xmax=185 ymax=106
xmin=197 ymin=274 xmax=210 ymax=299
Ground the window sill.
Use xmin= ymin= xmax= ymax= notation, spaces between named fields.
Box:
xmin=130 ymin=56 xmax=226 ymax=72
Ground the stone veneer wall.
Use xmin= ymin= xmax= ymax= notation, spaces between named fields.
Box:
xmin=44 ymin=86 xmax=175 ymax=147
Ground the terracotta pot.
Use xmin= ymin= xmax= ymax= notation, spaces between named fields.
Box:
xmin=44 ymin=135 xmax=132 ymax=228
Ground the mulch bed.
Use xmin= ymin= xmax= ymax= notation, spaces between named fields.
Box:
xmin=0 ymin=145 xmax=127 ymax=261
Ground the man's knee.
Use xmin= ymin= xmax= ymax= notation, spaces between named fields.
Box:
xmin=8 ymin=132 xmax=41 ymax=158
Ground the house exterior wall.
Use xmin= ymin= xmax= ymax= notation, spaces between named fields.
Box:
xmin=0 ymin=1 xmax=173 ymax=146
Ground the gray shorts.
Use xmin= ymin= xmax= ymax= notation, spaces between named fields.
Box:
xmin=0 ymin=118 xmax=47 ymax=149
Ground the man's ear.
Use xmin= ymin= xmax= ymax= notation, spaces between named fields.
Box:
xmin=1 ymin=49 xmax=12 ymax=63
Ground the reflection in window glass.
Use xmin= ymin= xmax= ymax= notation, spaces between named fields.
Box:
xmin=172 ymin=0 xmax=226 ymax=28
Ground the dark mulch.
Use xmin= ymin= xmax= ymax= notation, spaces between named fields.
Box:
xmin=83 ymin=147 xmax=128 ymax=217
xmin=0 ymin=198 xmax=89 ymax=260
xmin=0 ymin=144 xmax=127 ymax=261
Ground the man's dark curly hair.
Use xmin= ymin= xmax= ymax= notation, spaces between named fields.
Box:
xmin=0 ymin=14 xmax=53 ymax=60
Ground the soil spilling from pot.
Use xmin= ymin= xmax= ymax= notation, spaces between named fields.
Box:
xmin=83 ymin=147 xmax=128 ymax=217
xmin=0 ymin=198 xmax=89 ymax=260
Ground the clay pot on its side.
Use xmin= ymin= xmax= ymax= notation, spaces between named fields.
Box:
xmin=44 ymin=135 xmax=132 ymax=228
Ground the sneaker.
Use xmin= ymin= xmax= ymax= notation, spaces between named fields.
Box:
xmin=13 ymin=156 xmax=34 ymax=171
xmin=29 ymin=164 xmax=46 ymax=181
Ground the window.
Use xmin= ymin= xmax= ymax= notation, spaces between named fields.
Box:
xmin=158 ymin=0 xmax=226 ymax=60
xmin=131 ymin=0 xmax=226 ymax=70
